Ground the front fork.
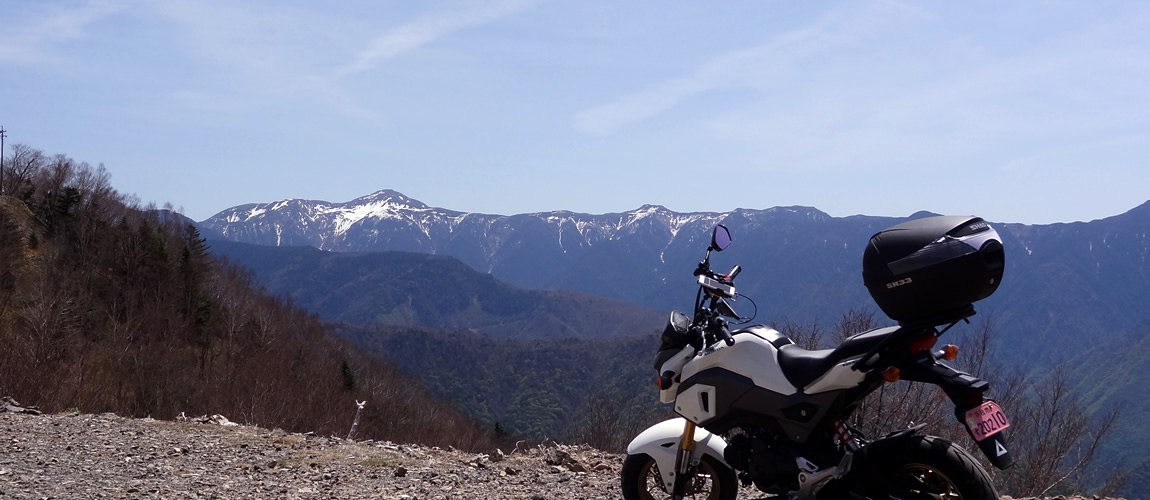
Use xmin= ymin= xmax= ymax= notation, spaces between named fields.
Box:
xmin=671 ymin=420 xmax=698 ymax=499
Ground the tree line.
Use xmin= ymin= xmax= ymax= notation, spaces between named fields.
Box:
xmin=0 ymin=144 xmax=491 ymax=450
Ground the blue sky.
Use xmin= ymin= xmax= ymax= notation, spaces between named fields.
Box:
xmin=2 ymin=1 xmax=1147 ymax=224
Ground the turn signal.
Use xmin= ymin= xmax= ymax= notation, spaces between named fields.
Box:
xmin=941 ymin=345 xmax=959 ymax=361
xmin=656 ymin=376 xmax=663 ymax=390
xmin=882 ymin=366 xmax=901 ymax=382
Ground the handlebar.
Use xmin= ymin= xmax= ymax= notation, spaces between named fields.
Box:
xmin=691 ymin=236 xmax=742 ymax=346
xmin=692 ymin=310 xmax=736 ymax=348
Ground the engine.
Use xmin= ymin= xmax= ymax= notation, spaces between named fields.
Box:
xmin=724 ymin=429 xmax=801 ymax=493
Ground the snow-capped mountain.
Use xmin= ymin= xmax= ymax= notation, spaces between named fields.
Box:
xmin=201 ymin=189 xmax=854 ymax=310
xmin=203 ymin=189 xmax=732 ymax=256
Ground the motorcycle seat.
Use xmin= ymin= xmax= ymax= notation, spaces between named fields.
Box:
xmin=776 ymin=326 xmax=900 ymax=389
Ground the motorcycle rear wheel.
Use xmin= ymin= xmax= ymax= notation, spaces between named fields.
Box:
xmin=621 ymin=453 xmax=737 ymax=500
xmin=876 ymin=435 xmax=998 ymax=500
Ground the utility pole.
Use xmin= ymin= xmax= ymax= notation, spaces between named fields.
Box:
xmin=0 ymin=125 xmax=6 ymax=195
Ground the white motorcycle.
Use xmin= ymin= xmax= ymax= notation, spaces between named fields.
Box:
xmin=622 ymin=217 xmax=1013 ymax=500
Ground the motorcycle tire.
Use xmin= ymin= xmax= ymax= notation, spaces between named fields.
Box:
xmin=874 ymin=435 xmax=999 ymax=500
xmin=621 ymin=453 xmax=737 ymax=500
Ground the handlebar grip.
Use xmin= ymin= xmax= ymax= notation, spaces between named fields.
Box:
xmin=713 ymin=317 xmax=735 ymax=346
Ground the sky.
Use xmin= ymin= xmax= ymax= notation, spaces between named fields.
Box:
xmin=1 ymin=1 xmax=1148 ymax=224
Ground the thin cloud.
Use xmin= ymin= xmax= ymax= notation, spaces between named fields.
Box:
xmin=149 ymin=1 xmax=379 ymax=118
xmin=706 ymin=2 xmax=1150 ymax=174
xmin=572 ymin=1 xmax=926 ymax=136
xmin=0 ymin=0 xmax=127 ymax=64
xmin=333 ymin=0 xmax=536 ymax=78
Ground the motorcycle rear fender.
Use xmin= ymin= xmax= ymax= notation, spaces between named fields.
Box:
xmin=626 ymin=418 xmax=729 ymax=492
xmin=897 ymin=353 xmax=988 ymax=403
xmin=897 ymin=354 xmax=1013 ymax=469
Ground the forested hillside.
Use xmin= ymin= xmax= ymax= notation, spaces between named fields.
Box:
xmin=0 ymin=145 xmax=489 ymax=450
xmin=208 ymin=240 xmax=666 ymax=339
xmin=1069 ymin=321 xmax=1150 ymax=498
xmin=334 ymin=322 xmax=668 ymax=445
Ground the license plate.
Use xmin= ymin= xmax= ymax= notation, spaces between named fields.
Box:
xmin=964 ymin=400 xmax=1011 ymax=442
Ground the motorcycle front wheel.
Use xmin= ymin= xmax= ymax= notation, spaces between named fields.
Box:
xmin=621 ymin=453 xmax=737 ymax=500
xmin=872 ymin=435 xmax=998 ymax=500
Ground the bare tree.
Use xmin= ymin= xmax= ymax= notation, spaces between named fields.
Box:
xmin=1 ymin=144 xmax=44 ymax=196
xmin=566 ymin=388 xmax=661 ymax=452
xmin=1000 ymin=366 xmax=1125 ymax=496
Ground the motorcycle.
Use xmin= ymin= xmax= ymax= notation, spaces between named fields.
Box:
xmin=622 ymin=217 xmax=1013 ymax=500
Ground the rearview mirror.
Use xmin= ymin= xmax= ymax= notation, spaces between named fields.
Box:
xmin=711 ymin=224 xmax=731 ymax=251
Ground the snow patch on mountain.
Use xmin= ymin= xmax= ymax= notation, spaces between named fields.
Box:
xmin=321 ymin=199 xmax=409 ymax=236
xmin=445 ymin=213 xmax=470 ymax=233
xmin=668 ymin=213 xmax=717 ymax=239
xmin=617 ymin=205 xmax=661 ymax=231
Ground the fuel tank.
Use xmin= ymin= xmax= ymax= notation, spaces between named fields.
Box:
xmin=675 ymin=326 xmax=799 ymax=425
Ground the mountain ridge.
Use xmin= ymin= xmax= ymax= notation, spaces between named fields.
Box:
xmin=198 ymin=190 xmax=881 ymax=315
xmin=200 ymin=189 xmax=841 ymax=255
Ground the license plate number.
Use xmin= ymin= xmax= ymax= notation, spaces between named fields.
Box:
xmin=964 ymin=401 xmax=1011 ymax=442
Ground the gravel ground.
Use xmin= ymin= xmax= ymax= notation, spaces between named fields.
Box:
xmin=1 ymin=410 xmax=623 ymax=499
xmin=1 ymin=406 xmax=1132 ymax=500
